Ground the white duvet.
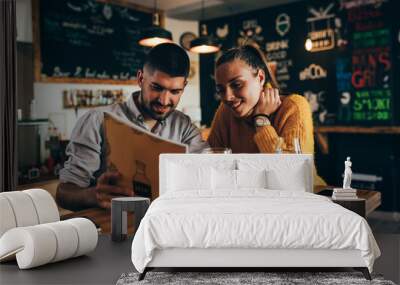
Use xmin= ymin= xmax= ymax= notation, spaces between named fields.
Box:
xmin=131 ymin=190 xmax=380 ymax=273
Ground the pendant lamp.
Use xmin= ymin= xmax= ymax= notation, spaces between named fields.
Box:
xmin=189 ymin=1 xmax=220 ymax=54
xmin=138 ymin=1 xmax=173 ymax=47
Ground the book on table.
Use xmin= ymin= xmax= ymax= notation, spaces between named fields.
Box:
xmin=103 ymin=112 xmax=187 ymax=200
xmin=333 ymin=193 xmax=358 ymax=197
xmin=332 ymin=192 xmax=358 ymax=200
xmin=332 ymin=196 xmax=359 ymax=200
xmin=333 ymin=188 xmax=357 ymax=193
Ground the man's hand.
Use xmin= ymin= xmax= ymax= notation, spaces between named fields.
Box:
xmin=252 ymin=87 xmax=281 ymax=116
xmin=95 ymin=171 xmax=134 ymax=209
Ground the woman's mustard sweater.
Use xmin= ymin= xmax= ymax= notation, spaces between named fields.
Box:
xmin=208 ymin=94 xmax=326 ymax=187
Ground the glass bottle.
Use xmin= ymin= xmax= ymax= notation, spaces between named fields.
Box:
xmin=133 ymin=160 xmax=152 ymax=198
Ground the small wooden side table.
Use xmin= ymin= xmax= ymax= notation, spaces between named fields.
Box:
xmin=332 ymin=198 xmax=366 ymax=217
xmin=314 ymin=186 xmax=381 ymax=218
xmin=111 ymin=197 xmax=150 ymax=241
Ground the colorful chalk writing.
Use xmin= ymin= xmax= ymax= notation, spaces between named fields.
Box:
xmin=304 ymin=90 xmax=328 ymax=124
xmin=336 ymin=58 xmax=353 ymax=122
xmin=353 ymin=89 xmax=391 ymax=121
xmin=352 ymin=28 xmax=390 ymax=48
xmin=265 ymin=38 xmax=292 ymax=89
xmin=198 ymin=0 xmax=397 ymax=127
xmin=306 ymin=3 xmax=337 ymax=52
xmin=337 ymin=0 xmax=394 ymax=123
xmin=336 ymin=58 xmax=352 ymax=92
xmin=237 ymin=19 xmax=264 ymax=46
xmin=299 ymin=64 xmax=327 ymax=80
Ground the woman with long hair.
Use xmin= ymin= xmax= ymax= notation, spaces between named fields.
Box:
xmin=208 ymin=44 xmax=326 ymax=186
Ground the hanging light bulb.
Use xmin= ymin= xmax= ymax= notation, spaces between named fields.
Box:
xmin=305 ymin=38 xmax=313 ymax=51
xmin=189 ymin=0 xmax=220 ymax=54
xmin=190 ymin=24 xmax=220 ymax=54
xmin=138 ymin=1 xmax=173 ymax=47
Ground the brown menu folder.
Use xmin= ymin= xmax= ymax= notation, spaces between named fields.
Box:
xmin=103 ymin=112 xmax=187 ymax=200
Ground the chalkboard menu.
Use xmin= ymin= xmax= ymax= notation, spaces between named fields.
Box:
xmin=34 ymin=0 xmax=153 ymax=84
xmin=336 ymin=1 xmax=394 ymax=124
xmin=200 ymin=0 xmax=398 ymax=126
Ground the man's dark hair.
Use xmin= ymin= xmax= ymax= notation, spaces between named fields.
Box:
xmin=143 ymin=43 xmax=190 ymax=78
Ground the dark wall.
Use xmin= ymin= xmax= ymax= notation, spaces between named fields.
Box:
xmin=315 ymin=134 xmax=399 ymax=211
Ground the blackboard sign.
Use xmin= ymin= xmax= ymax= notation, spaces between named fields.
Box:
xmin=34 ymin=0 xmax=153 ymax=84
xmin=294 ymin=1 xmax=339 ymax=126
xmin=200 ymin=0 xmax=398 ymax=126
xmin=336 ymin=1 xmax=394 ymax=124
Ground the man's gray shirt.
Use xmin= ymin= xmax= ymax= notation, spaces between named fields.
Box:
xmin=60 ymin=91 xmax=209 ymax=188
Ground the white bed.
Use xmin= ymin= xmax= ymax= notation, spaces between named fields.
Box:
xmin=131 ymin=154 xmax=380 ymax=280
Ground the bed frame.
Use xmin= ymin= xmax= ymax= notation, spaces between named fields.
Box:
xmin=139 ymin=248 xmax=371 ymax=280
xmin=138 ymin=154 xmax=372 ymax=281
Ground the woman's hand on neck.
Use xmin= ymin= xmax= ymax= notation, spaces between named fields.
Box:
xmin=252 ymin=87 xmax=281 ymax=117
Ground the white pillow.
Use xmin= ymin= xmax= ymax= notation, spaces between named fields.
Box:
xmin=266 ymin=165 xmax=307 ymax=192
xmin=237 ymin=158 xmax=309 ymax=192
xmin=212 ymin=168 xmax=237 ymax=190
xmin=237 ymin=169 xmax=267 ymax=188
xmin=168 ymin=163 xmax=211 ymax=191
xmin=211 ymin=169 xmax=268 ymax=190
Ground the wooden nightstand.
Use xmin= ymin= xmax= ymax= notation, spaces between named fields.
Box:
xmin=332 ymin=198 xmax=366 ymax=218
xmin=314 ymin=186 xmax=381 ymax=218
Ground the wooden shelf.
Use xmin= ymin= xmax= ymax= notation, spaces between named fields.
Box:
xmin=201 ymin=126 xmax=399 ymax=154
xmin=314 ymin=186 xmax=381 ymax=216
xmin=17 ymin=118 xmax=49 ymax=126
xmin=315 ymin=126 xmax=400 ymax=134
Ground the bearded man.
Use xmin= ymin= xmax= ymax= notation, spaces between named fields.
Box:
xmin=57 ymin=43 xmax=208 ymax=210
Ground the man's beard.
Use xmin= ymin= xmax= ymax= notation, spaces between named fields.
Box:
xmin=142 ymin=100 xmax=175 ymax=121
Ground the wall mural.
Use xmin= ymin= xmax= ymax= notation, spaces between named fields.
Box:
xmin=304 ymin=90 xmax=328 ymax=124
xmin=336 ymin=57 xmax=353 ymax=122
xmin=299 ymin=64 xmax=328 ymax=81
xmin=337 ymin=0 xmax=393 ymax=123
xmin=265 ymin=39 xmax=292 ymax=89
xmin=306 ymin=3 xmax=337 ymax=52
xmin=237 ymin=19 xmax=264 ymax=46
xmin=275 ymin=13 xmax=291 ymax=36
xmin=200 ymin=0 xmax=397 ymax=127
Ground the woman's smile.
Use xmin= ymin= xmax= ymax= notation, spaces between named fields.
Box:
xmin=226 ymin=99 xmax=243 ymax=113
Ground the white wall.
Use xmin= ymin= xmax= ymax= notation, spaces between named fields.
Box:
xmin=33 ymin=83 xmax=139 ymax=139
xmin=164 ymin=17 xmax=200 ymax=110
xmin=16 ymin=0 xmax=200 ymax=140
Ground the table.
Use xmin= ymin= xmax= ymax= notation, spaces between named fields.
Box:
xmin=111 ymin=197 xmax=150 ymax=241
xmin=332 ymin=198 xmax=366 ymax=218
xmin=0 ymin=235 xmax=133 ymax=285
xmin=314 ymin=186 xmax=381 ymax=217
